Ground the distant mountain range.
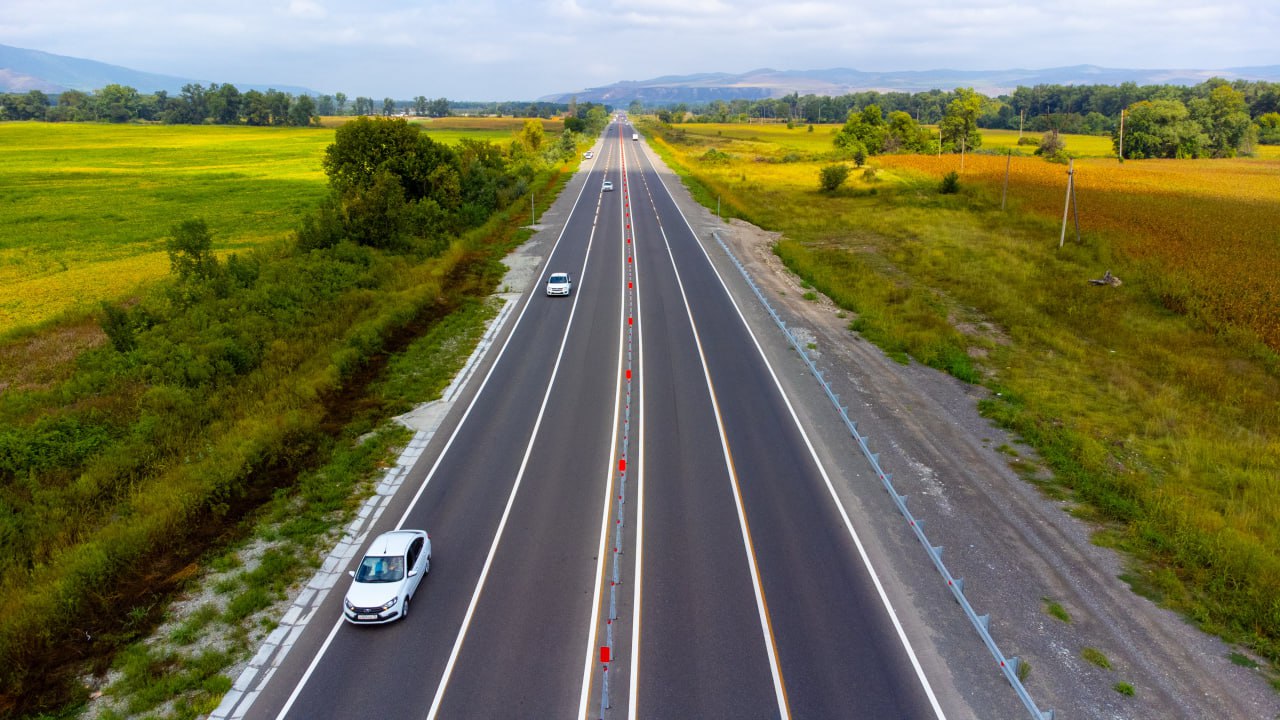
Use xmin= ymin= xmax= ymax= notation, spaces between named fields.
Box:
xmin=0 ymin=43 xmax=316 ymax=96
xmin=541 ymin=65 xmax=1280 ymax=105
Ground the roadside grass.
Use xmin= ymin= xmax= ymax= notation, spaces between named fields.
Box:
xmin=642 ymin=118 xmax=1280 ymax=670
xmin=1082 ymin=647 xmax=1112 ymax=670
xmin=1043 ymin=599 xmax=1071 ymax=623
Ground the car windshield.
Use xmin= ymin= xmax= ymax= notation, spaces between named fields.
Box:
xmin=550 ymin=274 xmax=568 ymax=284
xmin=355 ymin=555 xmax=404 ymax=583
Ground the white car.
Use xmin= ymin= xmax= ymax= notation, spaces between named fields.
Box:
xmin=343 ymin=530 xmax=431 ymax=624
xmin=583 ymin=150 xmax=594 ymax=159
xmin=546 ymin=272 xmax=572 ymax=296
xmin=602 ymin=180 xmax=614 ymax=192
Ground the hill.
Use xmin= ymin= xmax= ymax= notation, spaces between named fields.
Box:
xmin=0 ymin=43 xmax=317 ymax=95
xmin=541 ymin=64 xmax=1280 ymax=104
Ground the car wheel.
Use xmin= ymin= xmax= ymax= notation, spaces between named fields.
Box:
xmin=402 ymin=595 xmax=409 ymax=619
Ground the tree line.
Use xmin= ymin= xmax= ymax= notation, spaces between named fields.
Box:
xmin=0 ymin=83 xmax=601 ymax=125
xmin=636 ymin=77 xmax=1280 ymax=157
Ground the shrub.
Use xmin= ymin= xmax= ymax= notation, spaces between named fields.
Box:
xmin=939 ymin=171 xmax=960 ymax=194
xmin=819 ymin=164 xmax=851 ymax=192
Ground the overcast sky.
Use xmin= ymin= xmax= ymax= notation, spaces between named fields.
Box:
xmin=2 ymin=0 xmax=1277 ymax=100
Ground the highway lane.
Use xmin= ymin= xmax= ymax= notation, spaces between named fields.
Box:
xmin=249 ymin=127 xmax=630 ymax=720
xmin=624 ymin=131 xmax=944 ymax=718
xmin=618 ymin=132 xmax=784 ymax=718
xmin=426 ymin=133 xmax=628 ymax=718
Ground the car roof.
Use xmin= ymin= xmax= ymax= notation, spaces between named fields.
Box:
xmin=365 ymin=530 xmax=425 ymax=555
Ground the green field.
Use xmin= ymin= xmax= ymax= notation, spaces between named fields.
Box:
xmin=644 ymin=118 xmax=1280 ymax=667
xmin=0 ymin=123 xmax=332 ymax=332
xmin=0 ymin=118 xmax=562 ymax=334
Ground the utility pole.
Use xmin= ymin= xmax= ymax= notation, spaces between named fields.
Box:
xmin=1001 ymin=149 xmax=1012 ymax=211
xmin=1019 ymin=108 xmax=1025 ymax=140
xmin=960 ymin=136 xmax=966 ymax=172
xmin=1071 ymin=162 xmax=1081 ymax=244
xmin=1059 ymin=158 xmax=1075 ymax=248
xmin=1117 ymin=109 xmax=1126 ymax=163
xmin=531 ymin=191 xmax=536 ymax=225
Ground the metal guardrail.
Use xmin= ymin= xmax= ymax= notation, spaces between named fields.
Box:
xmin=710 ymin=230 xmax=1055 ymax=720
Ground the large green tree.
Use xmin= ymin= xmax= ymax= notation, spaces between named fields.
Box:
xmin=834 ymin=104 xmax=888 ymax=155
xmin=1190 ymin=83 xmax=1254 ymax=157
xmin=940 ymin=87 xmax=983 ymax=151
xmin=885 ymin=110 xmax=935 ymax=153
xmin=1115 ymin=99 xmax=1208 ymax=158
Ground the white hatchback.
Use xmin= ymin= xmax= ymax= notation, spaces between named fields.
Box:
xmin=343 ymin=530 xmax=431 ymax=624
xmin=602 ymin=180 xmax=614 ymax=192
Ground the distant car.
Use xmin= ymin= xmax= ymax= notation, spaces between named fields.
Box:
xmin=343 ymin=530 xmax=431 ymax=624
xmin=631 ymin=133 xmax=639 ymax=141
xmin=602 ymin=180 xmax=614 ymax=192
xmin=583 ymin=150 xmax=594 ymax=159
xmin=546 ymin=272 xmax=572 ymax=296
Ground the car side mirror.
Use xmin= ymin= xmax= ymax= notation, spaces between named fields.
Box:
xmin=407 ymin=569 xmax=418 ymax=578
xmin=347 ymin=570 xmax=355 ymax=578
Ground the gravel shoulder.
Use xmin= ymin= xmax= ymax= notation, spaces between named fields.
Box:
xmin=636 ymin=139 xmax=1280 ymax=720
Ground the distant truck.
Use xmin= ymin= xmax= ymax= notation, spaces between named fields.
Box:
xmin=632 ymin=133 xmax=639 ymax=141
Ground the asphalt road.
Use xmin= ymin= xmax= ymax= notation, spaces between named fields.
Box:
xmin=244 ymin=121 xmax=945 ymax=720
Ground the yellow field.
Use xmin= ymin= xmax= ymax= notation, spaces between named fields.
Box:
xmin=977 ymin=128 xmax=1117 ymax=157
xmin=880 ymin=153 xmax=1280 ymax=347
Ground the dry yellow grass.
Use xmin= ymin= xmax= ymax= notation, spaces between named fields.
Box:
xmin=881 ymin=153 xmax=1280 ymax=348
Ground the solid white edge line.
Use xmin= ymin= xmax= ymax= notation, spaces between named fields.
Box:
xmin=423 ymin=128 xmax=615 ymax=720
xmin=643 ymin=146 xmax=947 ymax=719
xmin=271 ymin=126 xmax=603 ymax=720
xmin=651 ymin=217 xmax=791 ymax=719
xmin=576 ymin=123 xmax=630 ymax=719
xmin=627 ymin=133 xmax=648 ymax=720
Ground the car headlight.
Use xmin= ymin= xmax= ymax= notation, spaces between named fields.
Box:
xmin=378 ymin=597 xmax=399 ymax=612
xmin=345 ymin=598 xmax=355 ymax=611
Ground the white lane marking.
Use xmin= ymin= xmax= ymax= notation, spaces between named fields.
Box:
xmin=648 ymin=216 xmax=791 ymax=718
xmin=577 ymin=124 xmax=630 ymax=719
xmin=424 ymin=137 xmax=613 ymax=720
xmin=641 ymin=146 xmax=947 ymax=719
xmin=271 ymin=133 xmax=603 ymax=720
xmin=626 ymin=131 xmax=649 ymax=720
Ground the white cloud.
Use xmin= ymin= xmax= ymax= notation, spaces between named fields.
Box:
xmin=0 ymin=0 xmax=1276 ymax=99
xmin=286 ymin=0 xmax=327 ymax=19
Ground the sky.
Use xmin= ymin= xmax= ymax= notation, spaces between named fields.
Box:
xmin=2 ymin=0 xmax=1278 ymax=100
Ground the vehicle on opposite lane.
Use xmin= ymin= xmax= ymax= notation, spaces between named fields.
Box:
xmin=343 ymin=530 xmax=431 ymax=624
xmin=546 ymin=272 xmax=573 ymax=297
